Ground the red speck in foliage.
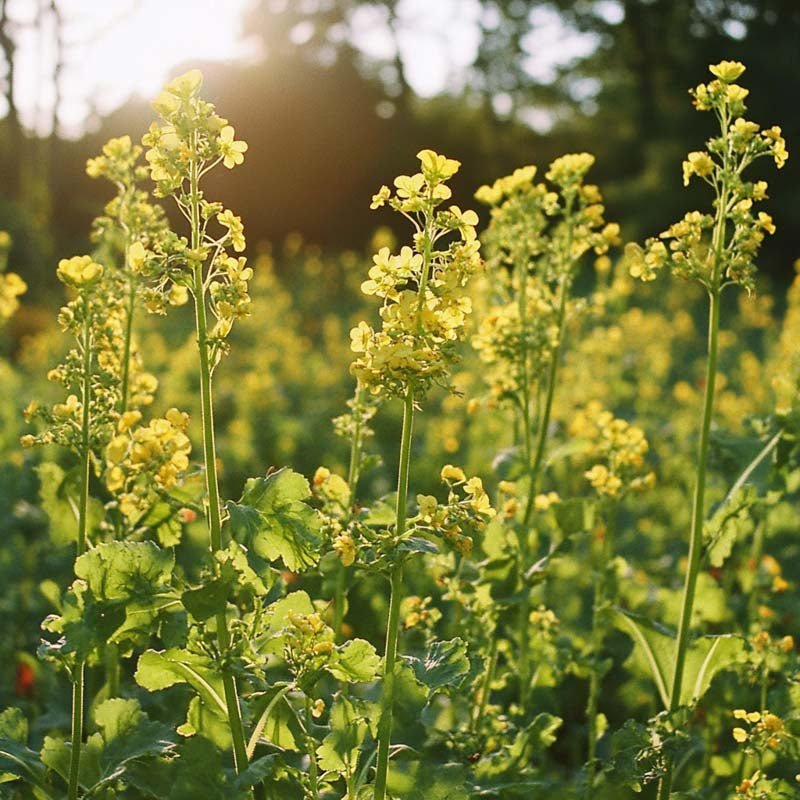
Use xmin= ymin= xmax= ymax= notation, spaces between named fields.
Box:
xmin=15 ymin=662 xmax=35 ymax=697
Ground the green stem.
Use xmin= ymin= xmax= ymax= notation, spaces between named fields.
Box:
xmin=119 ymin=254 xmax=136 ymax=414
xmin=306 ymin=696 xmax=320 ymax=800
xmin=668 ymin=287 xmax=721 ymax=710
xmin=68 ymin=294 xmax=93 ymax=800
xmin=586 ymin=509 xmax=612 ymax=798
xmin=373 ymin=389 xmax=415 ymax=800
xmin=334 ymin=386 xmax=365 ymax=639
xmin=746 ymin=516 xmax=767 ymax=626
xmin=188 ymin=154 xmax=249 ymax=776
xmin=517 ymin=268 xmax=571 ymax=712
xmin=472 ymin=626 xmax=499 ymax=733
xmin=106 ymin=246 xmax=136 ymax=701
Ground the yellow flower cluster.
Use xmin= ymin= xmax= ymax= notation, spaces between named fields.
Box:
xmin=0 ymin=231 xmax=26 ymax=322
xmin=569 ymin=402 xmax=655 ymax=498
xmin=471 ymin=283 xmax=560 ymax=401
xmin=351 ymin=150 xmax=482 ymax=398
xmin=731 ymin=709 xmax=787 ymax=751
xmin=283 ymin=609 xmax=337 ymax=681
xmin=630 ymin=61 xmax=787 ymax=293
xmin=144 ymin=70 xmax=246 ymax=192
xmin=0 ymin=271 xmax=26 ymax=322
xmin=57 ymin=256 xmax=104 ymax=290
xmin=105 ymin=408 xmax=191 ymax=519
xmin=403 ymin=465 xmax=496 ymax=555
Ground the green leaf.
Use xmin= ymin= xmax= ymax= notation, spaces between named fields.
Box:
xmin=36 ymin=462 xmax=103 ymax=546
xmin=327 ymin=638 xmax=380 ymax=683
xmin=316 ymin=694 xmax=369 ymax=776
xmin=75 ymin=541 xmax=174 ymax=601
xmin=0 ymin=737 xmax=51 ymax=795
xmin=553 ymin=498 xmax=594 ymax=536
xmin=473 ymin=713 xmax=562 ymax=781
xmin=0 ymin=708 xmax=26 ymax=743
xmin=703 ymin=487 xmax=757 ymax=568
xmin=404 ymin=638 xmax=470 ymax=694
xmin=227 ymin=468 xmax=322 ymax=572
xmin=135 ymin=649 xmax=227 ymax=716
xmin=178 ymin=696 xmax=231 ymax=750
xmin=613 ymin=609 xmax=743 ymax=708
xmin=181 ymin=578 xmax=231 ymax=622
xmin=387 ymin=761 xmax=470 ymax=800
xmin=398 ymin=536 xmax=439 ymax=555
xmin=39 ymin=700 xmax=173 ymax=796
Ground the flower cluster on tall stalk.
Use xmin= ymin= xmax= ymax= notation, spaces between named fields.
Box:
xmin=353 ymin=149 xmax=487 ymax=799
xmin=134 ymin=68 xmax=255 ymax=776
xmin=625 ymin=60 xmax=788 ymax=800
xmin=472 ymin=155 xmax=620 ymax=716
xmin=21 ymin=252 xmax=118 ymax=800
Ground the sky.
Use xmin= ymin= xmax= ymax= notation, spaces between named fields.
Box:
xmin=3 ymin=0 xmax=615 ymax=138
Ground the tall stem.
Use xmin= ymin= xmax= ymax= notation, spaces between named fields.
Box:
xmin=188 ymin=154 xmax=249 ymax=775
xmin=517 ymin=269 xmax=571 ymax=711
xmin=586 ymin=508 xmax=612 ymax=797
xmin=306 ymin=696 xmax=320 ymax=800
xmin=657 ymin=288 xmax=721 ymax=800
xmin=67 ymin=294 xmax=93 ymax=800
xmin=373 ymin=389 xmax=415 ymax=800
xmin=657 ymin=106 xmax=731 ymax=800
xmin=334 ymin=386 xmax=365 ymax=638
xmin=106 ymin=243 xmax=136 ymax=700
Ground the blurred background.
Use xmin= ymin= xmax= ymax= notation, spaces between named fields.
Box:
xmin=0 ymin=0 xmax=799 ymax=303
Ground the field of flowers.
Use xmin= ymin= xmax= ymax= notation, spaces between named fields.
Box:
xmin=0 ymin=60 xmax=798 ymax=799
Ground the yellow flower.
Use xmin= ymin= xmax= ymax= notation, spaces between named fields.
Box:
xmin=709 ymin=61 xmax=746 ymax=82
xmin=218 ymin=125 xmax=248 ymax=169
xmin=217 ymin=209 xmax=246 ymax=252
xmin=164 ymin=69 xmax=203 ymax=98
xmin=682 ymin=151 xmax=715 ymax=185
xmin=417 ymin=149 xmax=461 ymax=183
xmin=546 ymin=152 xmax=595 ymax=186
xmin=725 ymin=84 xmax=749 ymax=104
xmin=333 ymin=532 xmax=356 ymax=567
xmin=370 ymin=185 xmax=391 ymax=209
xmin=57 ymin=255 xmax=104 ymax=289
xmin=732 ymin=727 xmax=748 ymax=743
xmin=128 ymin=241 xmax=147 ymax=272
xmin=440 ymin=464 xmax=466 ymax=483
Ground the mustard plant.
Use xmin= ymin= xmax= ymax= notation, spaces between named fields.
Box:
xmin=358 ymin=149 xmax=484 ymax=799
xmin=138 ymin=68 xmax=253 ymax=774
xmin=22 ymin=254 xmax=114 ymax=800
xmin=626 ymin=60 xmax=788 ymax=799
xmin=473 ymin=156 xmax=619 ymax=714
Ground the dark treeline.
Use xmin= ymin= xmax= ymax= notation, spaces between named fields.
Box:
xmin=1 ymin=0 xmax=798 ymax=303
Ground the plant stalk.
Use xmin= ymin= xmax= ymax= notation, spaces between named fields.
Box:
xmin=188 ymin=155 xmax=249 ymax=776
xmin=373 ymin=388 xmax=415 ymax=800
xmin=67 ymin=294 xmax=93 ymax=800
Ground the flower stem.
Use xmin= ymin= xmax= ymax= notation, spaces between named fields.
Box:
xmin=189 ymin=157 xmax=249 ymax=776
xmin=106 ymin=243 xmax=136 ymax=700
xmin=658 ymin=286 xmax=722 ymax=800
xmin=67 ymin=294 xmax=93 ymax=800
xmin=334 ymin=386 xmax=365 ymax=639
xmin=471 ymin=626 xmax=499 ymax=733
xmin=373 ymin=388 xmax=415 ymax=800
xmin=585 ymin=508 xmax=612 ymax=797
xmin=517 ymin=270 xmax=571 ymax=712
xmin=306 ymin=695 xmax=320 ymax=800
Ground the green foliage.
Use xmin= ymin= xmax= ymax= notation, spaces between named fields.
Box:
xmin=227 ymin=468 xmax=322 ymax=572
